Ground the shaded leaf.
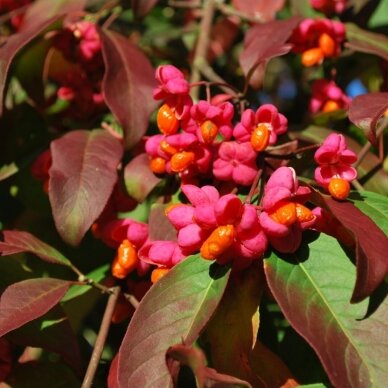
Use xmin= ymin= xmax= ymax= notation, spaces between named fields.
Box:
xmin=100 ymin=29 xmax=157 ymax=149
xmin=346 ymin=23 xmax=388 ymax=61
xmin=0 ymin=278 xmax=72 ymax=337
xmin=202 ymin=263 xmax=264 ymax=386
xmin=148 ymin=204 xmax=177 ymax=242
xmin=249 ymin=342 xmax=299 ymax=388
xmin=166 ymin=344 xmax=252 ymax=388
xmin=124 ymin=153 xmax=161 ymax=203
xmin=0 ymin=230 xmax=71 ymax=267
xmin=311 ymin=191 xmax=388 ymax=302
xmin=49 ymin=130 xmax=123 ymax=246
xmin=6 ymin=305 xmax=82 ymax=375
xmin=350 ymin=190 xmax=388 ymax=235
xmin=0 ymin=163 xmax=18 ymax=181
xmin=264 ymin=233 xmax=388 ymax=388
xmin=19 ymin=0 xmax=86 ymax=32
xmin=232 ymin=0 xmax=285 ymax=21
xmin=131 ymin=0 xmax=159 ymax=19
xmin=108 ymin=353 xmax=120 ymax=388
xmin=348 ymin=92 xmax=388 ymax=145
xmin=117 ymin=255 xmax=231 ymax=387
xmin=0 ymin=16 xmax=61 ymax=117
xmin=239 ymin=17 xmax=301 ymax=88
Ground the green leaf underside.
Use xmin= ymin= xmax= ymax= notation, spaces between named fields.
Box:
xmin=350 ymin=191 xmax=388 ymax=235
xmin=118 ymin=255 xmax=231 ymax=387
xmin=264 ymin=234 xmax=388 ymax=388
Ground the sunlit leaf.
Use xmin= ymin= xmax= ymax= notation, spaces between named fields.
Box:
xmin=0 ymin=163 xmax=18 ymax=181
xmin=49 ymin=130 xmax=123 ymax=246
xmin=0 ymin=278 xmax=72 ymax=337
xmin=0 ymin=230 xmax=71 ymax=267
xmin=265 ymin=233 xmax=388 ymax=388
xmin=117 ymin=255 xmax=231 ymax=387
xmin=100 ymin=29 xmax=157 ymax=149
xmin=232 ymin=0 xmax=285 ymax=21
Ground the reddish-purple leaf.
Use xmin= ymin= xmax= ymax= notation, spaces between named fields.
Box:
xmin=166 ymin=344 xmax=252 ymax=388
xmin=0 ymin=230 xmax=71 ymax=266
xmin=18 ymin=0 xmax=86 ymax=32
xmin=100 ymin=29 xmax=158 ymax=149
xmin=348 ymin=92 xmax=388 ymax=145
xmin=311 ymin=192 xmax=388 ymax=303
xmin=117 ymin=255 xmax=230 ymax=387
xmin=149 ymin=204 xmax=178 ymax=242
xmin=0 ymin=16 xmax=61 ymax=117
xmin=7 ymin=305 xmax=82 ymax=375
xmin=346 ymin=23 xmax=388 ymax=62
xmin=49 ymin=130 xmax=123 ymax=246
xmin=232 ymin=0 xmax=285 ymax=21
xmin=239 ymin=17 xmax=301 ymax=88
xmin=264 ymin=234 xmax=388 ymax=387
xmin=131 ymin=0 xmax=159 ymax=19
xmin=124 ymin=153 xmax=161 ymax=203
xmin=0 ymin=278 xmax=72 ymax=337
xmin=108 ymin=353 xmax=120 ymax=388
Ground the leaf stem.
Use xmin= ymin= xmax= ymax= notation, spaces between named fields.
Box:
xmin=81 ymin=286 xmax=120 ymax=388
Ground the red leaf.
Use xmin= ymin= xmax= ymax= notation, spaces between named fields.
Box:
xmin=232 ymin=0 xmax=285 ymax=21
xmin=7 ymin=305 xmax=82 ymax=375
xmin=108 ymin=353 xmax=119 ymax=388
xmin=0 ymin=278 xmax=72 ymax=337
xmin=49 ymin=130 xmax=123 ymax=246
xmin=0 ymin=16 xmax=61 ymax=117
xmin=19 ymin=0 xmax=86 ymax=32
xmin=311 ymin=192 xmax=388 ymax=302
xmin=131 ymin=0 xmax=159 ymax=19
xmin=348 ymin=92 xmax=388 ymax=145
xmin=149 ymin=204 xmax=178 ymax=242
xmin=0 ymin=230 xmax=71 ymax=267
xmin=100 ymin=29 xmax=158 ymax=149
xmin=239 ymin=17 xmax=301 ymax=88
xmin=124 ymin=153 xmax=161 ymax=203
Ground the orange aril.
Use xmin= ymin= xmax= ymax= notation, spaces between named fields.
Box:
xmin=318 ymin=33 xmax=336 ymax=57
xmin=160 ymin=140 xmax=178 ymax=156
xmin=170 ymin=151 xmax=195 ymax=172
xmin=322 ymin=100 xmax=340 ymax=113
xmin=328 ymin=177 xmax=350 ymax=200
xmin=250 ymin=123 xmax=270 ymax=152
xmin=150 ymin=157 xmax=166 ymax=174
xmin=200 ymin=225 xmax=235 ymax=260
xmin=301 ymin=47 xmax=324 ymax=67
xmin=151 ymin=267 xmax=170 ymax=283
xmin=111 ymin=256 xmax=128 ymax=279
xmin=200 ymin=120 xmax=218 ymax=144
xmin=295 ymin=203 xmax=315 ymax=223
xmin=117 ymin=240 xmax=138 ymax=272
xmin=269 ymin=202 xmax=297 ymax=226
xmin=157 ymin=104 xmax=179 ymax=135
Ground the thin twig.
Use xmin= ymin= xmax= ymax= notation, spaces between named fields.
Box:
xmin=190 ymin=0 xmax=216 ymax=100
xmin=245 ymin=168 xmax=263 ymax=204
xmin=264 ymin=143 xmax=320 ymax=160
xmin=123 ymin=292 xmax=140 ymax=309
xmin=81 ymin=286 xmax=121 ymax=388
xmin=216 ymin=3 xmax=264 ymax=23
xmin=168 ymin=0 xmax=201 ymax=8
xmin=351 ymin=178 xmax=364 ymax=191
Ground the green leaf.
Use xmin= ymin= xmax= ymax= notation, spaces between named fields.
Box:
xmin=0 ymin=163 xmax=18 ymax=181
xmin=264 ymin=233 xmax=388 ymax=388
xmin=346 ymin=23 xmax=388 ymax=61
xmin=117 ymin=255 xmax=231 ymax=387
xmin=350 ymin=191 xmax=388 ymax=235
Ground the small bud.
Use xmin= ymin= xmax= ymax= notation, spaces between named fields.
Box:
xmin=157 ymin=104 xmax=179 ymax=135
xmin=328 ymin=178 xmax=350 ymax=200
xmin=322 ymin=100 xmax=341 ymax=113
xmin=301 ymin=48 xmax=324 ymax=67
xmin=200 ymin=120 xmax=218 ymax=144
xmin=170 ymin=151 xmax=195 ymax=172
xmin=250 ymin=123 xmax=270 ymax=152
xmin=318 ymin=33 xmax=336 ymax=57
xmin=150 ymin=157 xmax=166 ymax=174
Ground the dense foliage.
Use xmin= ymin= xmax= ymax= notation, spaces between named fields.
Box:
xmin=0 ymin=0 xmax=387 ymax=387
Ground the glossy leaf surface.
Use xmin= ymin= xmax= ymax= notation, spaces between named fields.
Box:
xmin=265 ymin=233 xmax=388 ymax=388
xmin=124 ymin=153 xmax=161 ymax=203
xmin=49 ymin=130 xmax=123 ymax=246
xmin=100 ymin=29 xmax=157 ymax=149
xmin=0 ymin=278 xmax=72 ymax=337
xmin=117 ymin=255 xmax=231 ymax=387
xmin=0 ymin=230 xmax=71 ymax=267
